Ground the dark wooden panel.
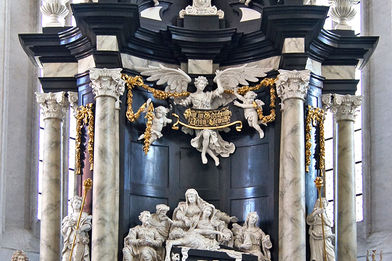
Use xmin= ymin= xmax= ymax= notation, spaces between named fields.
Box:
xmin=130 ymin=142 xmax=169 ymax=188
xmin=179 ymin=147 xmax=220 ymax=191
xmin=129 ymin=194 xmax=168 ymax=226
xmin=230 ymin=144 xmax=270 ymax=189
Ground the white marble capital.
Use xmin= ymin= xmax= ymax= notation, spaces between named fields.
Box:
xmin=67 ymin=91 xmax=79 ymax=118
xmin=90 ymin=68 xmax=125 ymax=99
xmin=36 ymin=92 xmax=69 ymax=120
xmin=276 ymin=70 xmax=311 ymax=103
xmin=322 ymin=93 xmax=362 ymax=122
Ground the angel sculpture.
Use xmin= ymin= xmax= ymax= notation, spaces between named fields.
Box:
xmin=141 ymin=64 xmax=270 ymax=166
xmin=138 ymin=99 xmax=172 ymax=145
xmin=233 ymin=90 xmax=266 ymax=139
xmin=141 ymin=65 xmax=269 ymax=166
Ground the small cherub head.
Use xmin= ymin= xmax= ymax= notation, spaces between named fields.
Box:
xmin=11 ymin=250 xmax=29 ymax=261
xmin=244 ymin=91 xmax=257 ymax=100
xmin=70 ymin=196 xmax=83 ymax=212
xmin=194 ymin=76 xmax=208 ymax=91
xmin=154 ymin=106 xmax=169 ymax=118
xmin=156 ymin=204 xmax=170 ymax=218
xmin=139 ymin=211 xmax=152 ymax=225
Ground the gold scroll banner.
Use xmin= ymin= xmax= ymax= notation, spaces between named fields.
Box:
xmin=305 ymin=105 xmax=326 ymax=173
xmin=75 ymin=104 xmax=95 ymax=175
xmin=184 ymin=107 xmax=232 ymax=128
xmin=172 ymin=113 xmax=243 ymax=132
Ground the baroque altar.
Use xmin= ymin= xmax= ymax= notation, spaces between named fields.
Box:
xmin=18 ymin=0 xmax=378 ymax=260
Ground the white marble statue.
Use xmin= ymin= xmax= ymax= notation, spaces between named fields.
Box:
xmin=233 ymin=89 xmax=266 ymax=139
xmin=179 ymin=0 xmax=224 ymax=19
xmin=165 ymin=203 xmax=231 ymax=261
xmin=170 ymin=188 xmax=237 ymax=233
xmin=123 ymin=211 xmax=164 ymax=261
xmin=141 ymin=64 xmax=270 ymax=166
xmin=138 ymin=100 xmax=172 ymax=145
xmin=61 ymin=196 xmax=92 ymax=261
xmin=11 ymin=250 xmax=29 ymax=261
xmin=150 ymin=204 xmax=173 ymax=260
xmin=233 ymin=212 xmax=272 ymax=261
xmin=307 ymin=198 xmax=335 ymax=261
xmin=239 ymin=0 xmax=252 ymax=6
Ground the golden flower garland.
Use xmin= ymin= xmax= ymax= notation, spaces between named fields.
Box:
xmin=143 ymin=103 xmax=155 ymax=155
xmin=75 ymin=103 xmax=95 ymax=175
xmin=305 ymin=105 xmax=326 ymax=173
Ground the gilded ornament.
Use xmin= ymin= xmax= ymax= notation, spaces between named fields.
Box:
xmin=75 ymin=103 xmax=95 ymax=175
xmin=305 ymin=105 xmax=326 ymax=173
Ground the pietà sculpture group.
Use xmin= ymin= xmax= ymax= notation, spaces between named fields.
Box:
xmin=123 ymin=188 xmax=272 ymax=261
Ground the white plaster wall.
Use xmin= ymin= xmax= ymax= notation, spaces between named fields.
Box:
xmin=0 ymin=0 xmax=40 ymax=260
xmin=358 ymin=0 xmax=392 ymax=259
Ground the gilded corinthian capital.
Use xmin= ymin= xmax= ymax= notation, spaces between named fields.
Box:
xmin=276 ymin=69 xmax=311 ymax=103
xmin=90 ymin=68 xmax=125 ymax=99
xmin=36 ymin=92 xmax=69 ymax=120
xmin=322 ymin=93 xmax=362 ymax=121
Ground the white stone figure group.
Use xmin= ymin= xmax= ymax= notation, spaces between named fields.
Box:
xmin=179 ymin=0 xmax=224 ymax=19
xmin=165 ymin=189 xmax=236 ymax=260
xmin=307 ymin=198 xmax=335 ymax=261
xmin=123 ymin=189 xmax=238 ymax=261
xmin=61 ymin=196 xmax=92 ymax=261
xmin=233 ymin=90 xmax=266 ymax=139
xmin=232 ymin=212 xmax=272 ymax=261
xmin=141 ymin=64 xmax=271 ymax=166
xmin=11 ymin=250 xmax=29 ymax=261
xmin=138 ymin=99 xmax=172 ymax=145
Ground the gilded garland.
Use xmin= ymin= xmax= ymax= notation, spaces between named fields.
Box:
xmin=122 ymin=64 xmax=277 ymax=166
xmin=75 ymin=103 xmax=95 ymax=175
xmin=305 ymin=105 xmax=326 ymax=173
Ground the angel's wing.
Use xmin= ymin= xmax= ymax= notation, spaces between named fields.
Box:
xmin=211 ymin=64 xmax=271 ymax=108
xmin=141 ymin=64 xmax=192 ymax=93
xmin=214 ymin=64 xmax=271 ymax=91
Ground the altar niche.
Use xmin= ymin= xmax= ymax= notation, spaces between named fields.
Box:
xmin=118 ymin=77 xmax=281 ymax=261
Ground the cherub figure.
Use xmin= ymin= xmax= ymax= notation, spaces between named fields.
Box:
xmin=123 ymin=211 xmax=163 ymax=261
xmin=61 ymin=196 xmax=92 ymax=261
xmin=138 ymin=100 xmax=172 ymax=145
xmin=141 ymin=64 xmax=271 ymax=166
xmin=11 ymin=250 xmax=29 ymax=261
xmin=233 ymin=90 xmax=266 ymax=139
xmin=239 ymin=0 xmax=252 ymax=6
